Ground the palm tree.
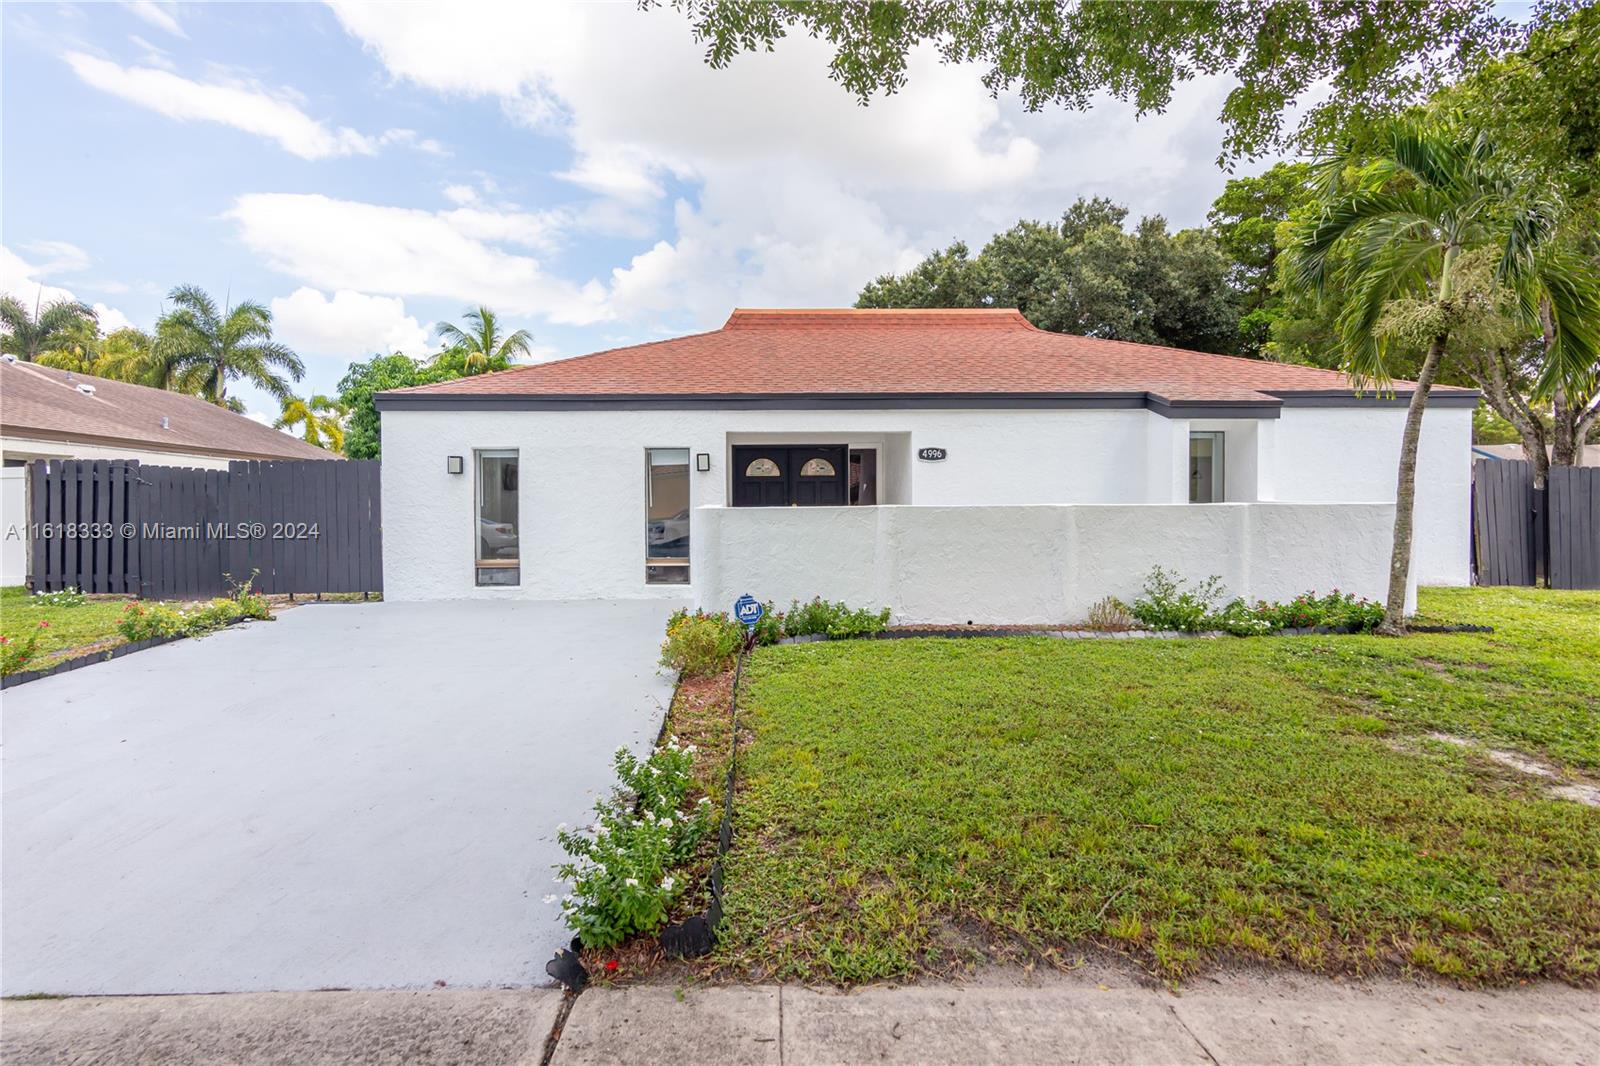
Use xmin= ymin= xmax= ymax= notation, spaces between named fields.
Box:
xmin=31 ymin=315 xmax=101 ymax=372
xmin=154 ymin=285 xmax=305 ymax=405
xmin=433 ymin=306 xmax=534 ymax=374
xmin=1286 ymin=117 xmax=1600 ymax=633
xmin=275 ymin=394 xmax=347 ymax=452
xmin=0 ymin=292 xmax=98 ymax=361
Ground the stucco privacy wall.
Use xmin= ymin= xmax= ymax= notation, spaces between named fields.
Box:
xmin=691 ymin=502 xmax=1406 ymax=625
xmin=379 ymin=404 xmax=1466 ymax=602
xmin=1268 ymin=406 xmax=1471 ymax=586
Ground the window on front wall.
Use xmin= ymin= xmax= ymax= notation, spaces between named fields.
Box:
xmin=1189 ymin=432 xmax=1225 ymax=503
xmin=476 ymin=449 xmax=520 ymax=586
xmin=646 ymin=448 xmax=690 ymax=585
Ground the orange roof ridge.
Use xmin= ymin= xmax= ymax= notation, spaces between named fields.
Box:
xmin=723 ymin=307 xmax=1036 ymax=330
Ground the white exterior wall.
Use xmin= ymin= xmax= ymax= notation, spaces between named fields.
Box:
xmin=1 ymin=467 xmax=26 ymax=585
xmin=379 ymin=402 xmax=1469 ymax=604
xmin=1268 ymin=407 xmax=1472 ymax=586
xmin=691 ymin=502 xmax=1404 ymax=625
xmin=1 ymin=434 xmax=239 ymax=470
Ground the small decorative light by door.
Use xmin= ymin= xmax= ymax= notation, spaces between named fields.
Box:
xmin=696 ymin=452 xmax=711 ymax=472
xmin=447 ymin=455 xmax=464 ymax=474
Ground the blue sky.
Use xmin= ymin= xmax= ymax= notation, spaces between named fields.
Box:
xmin=3 ymin=2 xmax=1525 ymax=423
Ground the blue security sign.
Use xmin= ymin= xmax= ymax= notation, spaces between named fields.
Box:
xmin=734 ymin=594 xmax=764 ymax=628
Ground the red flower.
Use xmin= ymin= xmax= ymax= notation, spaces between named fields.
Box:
xmin=37 ymin=620 xmax=50 ymax=629
xmin=605 ymin=959 xmax=619 ymax=972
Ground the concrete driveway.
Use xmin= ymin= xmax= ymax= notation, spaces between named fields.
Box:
xmin=1 ymin=598 xmax=682 ymax=996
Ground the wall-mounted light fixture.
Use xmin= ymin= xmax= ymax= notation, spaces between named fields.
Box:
xmin=695 ymin=452 xmax=711 ymax=472
xmin=447 ymin=455 xmax=464 ymax=475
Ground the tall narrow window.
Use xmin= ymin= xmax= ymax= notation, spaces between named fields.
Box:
xmin=1189 ymin=432 xmax=1225 ymax=503
xmin=646 ymin=448 xmax=690 ymax=584
xmin=476 ymin=449 xmax=519 ymax=586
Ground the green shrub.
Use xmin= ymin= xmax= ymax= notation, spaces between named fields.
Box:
xmin=1 ymin=622 xmax=47 ymax=676
xmin=1253 ymin=590 xmax=1384 ymax=632
xmin=30 ymin=587 xmax=85 ymax=608
xmin=1130 ymin=567 xmax=1225 ymax=632
xmin=750 ymin=603 xmax=784 ymax=646
xmin=553 ymin=738 xmax=714 ymax=949
xmin=1208 ymin=598 xmax=1275 ymax=636
xmin=660 ymin=608 xmax=744 ymax=677
xmin=117 ymin=602 xmax=191 ymax=641
xmin=783 ymin=597 xmax=891 ymax=639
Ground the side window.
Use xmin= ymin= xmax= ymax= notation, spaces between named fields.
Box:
xmin=744 ymin=457 xmax=781 ymax=477
xmin=476 ymin=450 xmax=519 ymax=586
xmin=1189 ymin=432 xmax=1225 ymax=503
xmin=800 ymin=458 xmax=836 ymax=477
xmin=646 ymin=448 xmax=690 ymax=585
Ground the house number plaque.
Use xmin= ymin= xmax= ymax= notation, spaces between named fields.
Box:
xmin=917 ymin=447 xmax=948 ymax=462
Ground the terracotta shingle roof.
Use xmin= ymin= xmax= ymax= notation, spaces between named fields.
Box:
xmin=0 ymin=359 xmax=333 ymax=461
xmin=383 ymin=308 xmax=1476 ymax=405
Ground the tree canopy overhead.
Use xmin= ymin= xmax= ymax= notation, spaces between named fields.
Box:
xmin=857 ymin=196 xmax=1239 ymax=354
xmin=668 ymin=0 xmax=1523 ymax=160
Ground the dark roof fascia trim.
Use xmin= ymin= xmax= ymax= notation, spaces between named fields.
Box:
xmin=375 ymin=391 xmax=1154 ymax=412
xmin=1146 ymin=395 xmax=1282 ymax=421
xmin=376 ymin=390 xmax=1272 ymax=417
xmin=1270 ymin=389 xmax=1480 ymax=409
xmin=375 ymin=387 xmax=1481 ymax=416
xmin=1 ymin=424 xmax=333 ymax=462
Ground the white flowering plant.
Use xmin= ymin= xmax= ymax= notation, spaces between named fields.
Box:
xmin=552 ymin=737 xmax=713 ymax=949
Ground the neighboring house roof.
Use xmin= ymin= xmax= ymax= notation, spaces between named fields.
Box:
xmin=0 ymin=359 xmax=332 ymax=461
xmin=378 ymin=308 xmax=1479 ymax=416
xmin=1473 ymin=443 xmax=1600 ymax=467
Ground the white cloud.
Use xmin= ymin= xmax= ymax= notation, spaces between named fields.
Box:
xmin=442 ymin=183 xmax=478 ymax=206
xmin=327 ymin=2 xmax=1254 ymax=333
xmin=230 ymin=194 xmax=608 ymax=324
xmin=1 ymin=245 xmax=136 ymax=334
xmin=269 ymin=287 xmax=434 ymax=358
xmin=64 ymin=52 xmax=445 ymax=161
xmin=19 ymin=240 xmax=92 ymax=276
xmin=94 ymin=304 xmax=136 ymax=332
xmin=123 ymin=1 xmax=186 ymax=39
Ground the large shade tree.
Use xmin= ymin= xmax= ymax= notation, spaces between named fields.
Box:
xmin=433 ymin=306 xmax=535 ymax=375
xmin=858 ymin=197 xmax=1239 ymax=353
xmin=155 ymin=285 xmax=304 ymax=406
xmin=0 ymin=293 xmax=98 ymax=362
xmin=1285 ymin=117 xmax=1600 ymax=633
xmin=669 ymin=0 xmax=1521 ymax=161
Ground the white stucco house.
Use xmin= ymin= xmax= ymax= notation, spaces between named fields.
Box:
xmin=375 ymin=308 xmax=1476 ymax=623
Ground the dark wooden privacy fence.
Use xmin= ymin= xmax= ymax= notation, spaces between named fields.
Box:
xmin=1473 ymin=457 xmax=1599 ymax=590
xmin=28 ymin=459 xmax=381 ymax=598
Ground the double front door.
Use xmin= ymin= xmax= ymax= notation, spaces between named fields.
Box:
xmin=731 ymin=445 xmax=848 ymax=507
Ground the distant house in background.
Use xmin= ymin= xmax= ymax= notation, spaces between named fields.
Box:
xmin=1472 ymin=443 xmax=1600 ymax=467
xmin=1 ymin=358 xmax=331 ymax=585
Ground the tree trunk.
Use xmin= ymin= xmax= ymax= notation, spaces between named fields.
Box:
xmin=1379 ymin=332 xmax=1447 ymax=635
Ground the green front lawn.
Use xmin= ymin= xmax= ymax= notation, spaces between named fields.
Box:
xmin=710 ymin=588 xmax=1600 ymax=985
xmin=1 ymin=585 xmax=138 ymax=668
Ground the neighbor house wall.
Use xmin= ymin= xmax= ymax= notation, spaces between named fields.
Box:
xmin=379 ymin=402 xmax=1468 ymax=602
xmin=1 ymin=466 xmax=26 ymax=585
xmin=690 ymin=502 xmax=1405 ymax=624
xmin=1 ymin=435 xmax=239 ymax=470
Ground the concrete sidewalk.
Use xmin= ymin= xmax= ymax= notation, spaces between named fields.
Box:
xmin=552 ymin=972 xmax=1600 ymax=1065
xmin=5 ymin=969 xmax=1596 ymax=1066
